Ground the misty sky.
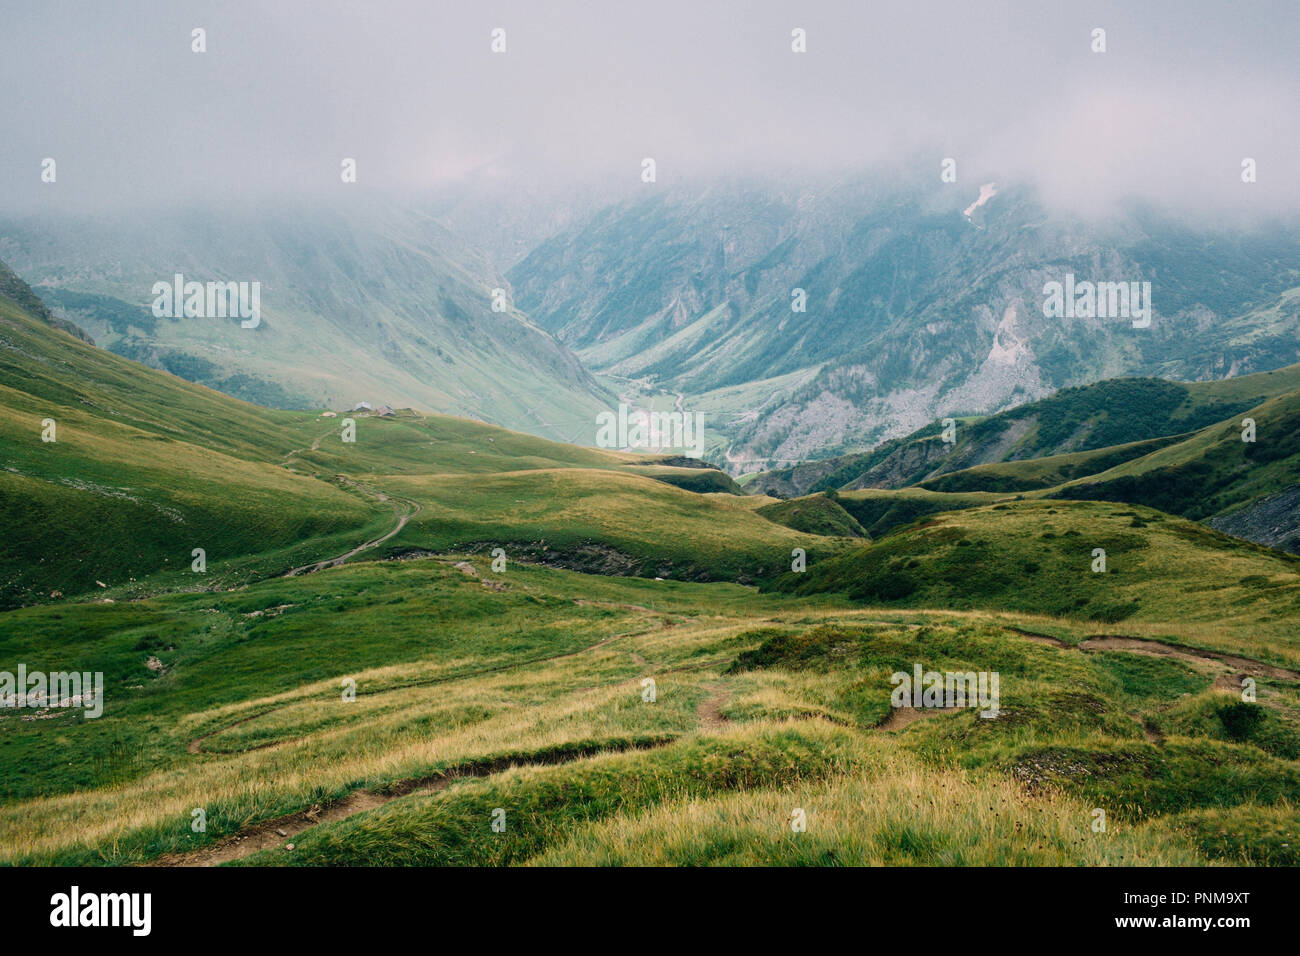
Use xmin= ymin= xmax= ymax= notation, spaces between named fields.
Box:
xmin=2 ymin=0 xmax=1298 ymax=218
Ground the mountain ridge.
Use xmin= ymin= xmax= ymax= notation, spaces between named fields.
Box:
xmin=508 ymin=177 xmax=1300 ymax=467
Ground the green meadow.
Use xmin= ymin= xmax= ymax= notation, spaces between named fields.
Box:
xmin=2 ymin=288 xmax=1299 ymax=867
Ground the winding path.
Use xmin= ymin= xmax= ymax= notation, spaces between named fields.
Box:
xmin=283 ymin=478 xmax=422 ymax=577
xmin=1007 ymin=628 xmax=1300 ymax=681
xmin=151 ymin=738 xmax=673 ymax=867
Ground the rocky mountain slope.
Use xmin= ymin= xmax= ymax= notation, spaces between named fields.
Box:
xmin=0 ymin=201 xmax=614 ymax=443
xmin=508 ymin=176 xmax=1300 ymax=470
xmin=750 ymin=363 xmax=1300 ymax=496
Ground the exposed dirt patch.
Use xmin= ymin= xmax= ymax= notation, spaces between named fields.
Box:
xmin=1213 ymin=672 xmax=1251 ymax=693
xmin=384 ymin=548 xmax=438 ymax=562
xmin=1079 ymin=635 xmax=1300 ymax=681
xmin=878 ymin=705 xmax=961 ymax=732
xmin=696 ymin=684 xmax=731 ymax=730
xmin=1135 ymin=714 xmax=1164 ymax=744
xmin=528 ymin=543 xmax=646 ymax=576
xmin=243 ymin=604 xmax=296 ymax=618
xmin=1011 ymin=748 xmax=1147 ymax=794
xmin=1006 ymin=627 xmax=1300 ymax=682
xmin=1006 ymin=627 xmax=1070 ymax=648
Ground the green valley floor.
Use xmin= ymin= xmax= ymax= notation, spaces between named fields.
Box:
xmin=2 ymin=551 xmax=1298 ymax=867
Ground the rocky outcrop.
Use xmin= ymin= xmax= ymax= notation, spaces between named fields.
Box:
xmin=1209 ymin=485 xmax=1300 ymax=555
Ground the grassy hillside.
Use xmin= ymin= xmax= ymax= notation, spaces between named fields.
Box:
xmin=3 ymin=204 xmax=616 ymax=443
xmin=834 ymin=487 xmax=1001 ymax=538
xmin=751 ymin=364 xmax=1300 ymax=496
xmin=0 ymin=290 xmax=388 ymax=608
xmin=0 ymin=282 xmax=830 ymax=606
xmin=4 ymin=557 xmax=1297 ymax=867
xmin=753 ymin=366 xmax=1300 ymax=560
xmin=624 ymin=463 xmax=745 ymax=495
xmin=918 ymin=436 xmax=1182 ymax=493
xmin=4 ymin=265 xmax=1300 ymax=869
xmin=766 ymin=383 xmax=1300 ymax=557
xmin=922 ymin=384 xmax=1300 ymax=511
xmin=371 ymin=467 xmax=826 ymax=582
xmin=765 ymin=499 xmax=1300 ymax=668
xmin=756 ymin=493 xmax=868 ymax=538
xmin=1050 ymin=390 xmax=1300 ymax=545
xmin=0 ymin=259 xmax=93 ymax=343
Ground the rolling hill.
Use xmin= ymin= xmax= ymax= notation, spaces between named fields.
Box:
xmin=1050 ymin=390 xmax=1300 ymax=553
xmin=765 ymin=498 xmax=1300 ymax=667
xmin=3 ymin=255 xmax=1300 ymax=871
xmin=0 ymin=267 xmax=830 ymax=608
xmin=750 ymin=363 xmax=1300 ymax=496
xmin=760 ymin=379 xmax=1300 ymax=554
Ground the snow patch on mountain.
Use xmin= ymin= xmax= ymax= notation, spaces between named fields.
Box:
xmin=963 ymin=182 xmax=998 ymax=219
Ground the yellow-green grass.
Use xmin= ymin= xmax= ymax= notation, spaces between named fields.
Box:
xmin=0 ymin=294 xmax=316 ymax=459
xmin=5 ymin=288 xmax=1300 ymax=868
xmin=3 ymin=556 xmax=1298 ymax=867
xmin=0 ymin=559 xmax=845 ymax=863
xmin=764 ymin=363 xmax=1300 ymax=498
xmin=621 ymin=463 xmax=744 ymax=495
xmin=234 ymin=721 xmax=869 ymax=867
xmin=0 ymin=308 xmax=390 ymax=606
xmin=0 ymin=291 xmax=829 ymax=606
xmin=912 ymin=386 xmax=1300 ymax=527
xmin=835 ymin=487 xmax=1004 ymax=538
xmin=1156 ymin=803 xmax=1300 ymax=866
xmin=529 ymin=742 xmax=1207 ymax=866
xmin=1047 ymin=389 xmax=1300 ymax=522
xmin=286 ymin=409 xmax=642 ymax=477
xmin=369 ymin=467 xmax=840 ymax=581
xmin=756 ymin=493 xmax=869 ymax=538
xmin=1179 ymin=358 xmax=1300 ymax=407
xmin=767 ymin=499 xmax=1300 ymax=668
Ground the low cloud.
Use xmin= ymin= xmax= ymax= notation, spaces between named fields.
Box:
xmin=1 ymin=0 xmax=1296 ymax=220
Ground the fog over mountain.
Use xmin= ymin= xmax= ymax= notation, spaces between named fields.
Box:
xmin=2 ymin=0 xmax=1298 ymax=466
xmin=3 ymin=0 xmax=1298 ymax=218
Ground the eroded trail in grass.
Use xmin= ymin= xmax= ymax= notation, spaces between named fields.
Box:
xmin=283 ymin=479 xmax=422 ymax=577
xmin=279 ymin=425 xmax=337 ymax=463
xmin=878 ymin=705 xmax=961 ymax=732
xmin=14 ymin=564 xmax=1297 ymax=867
xmin=695 ymin=684 xmax=731 ymax=730
xmin=152 ymin=739 xmax=673 ymax=867
xmin=1009 ymin=628 xmax=1300 ymax=682
xmin=1078 ymin=635 xmax=1300 ymax=681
